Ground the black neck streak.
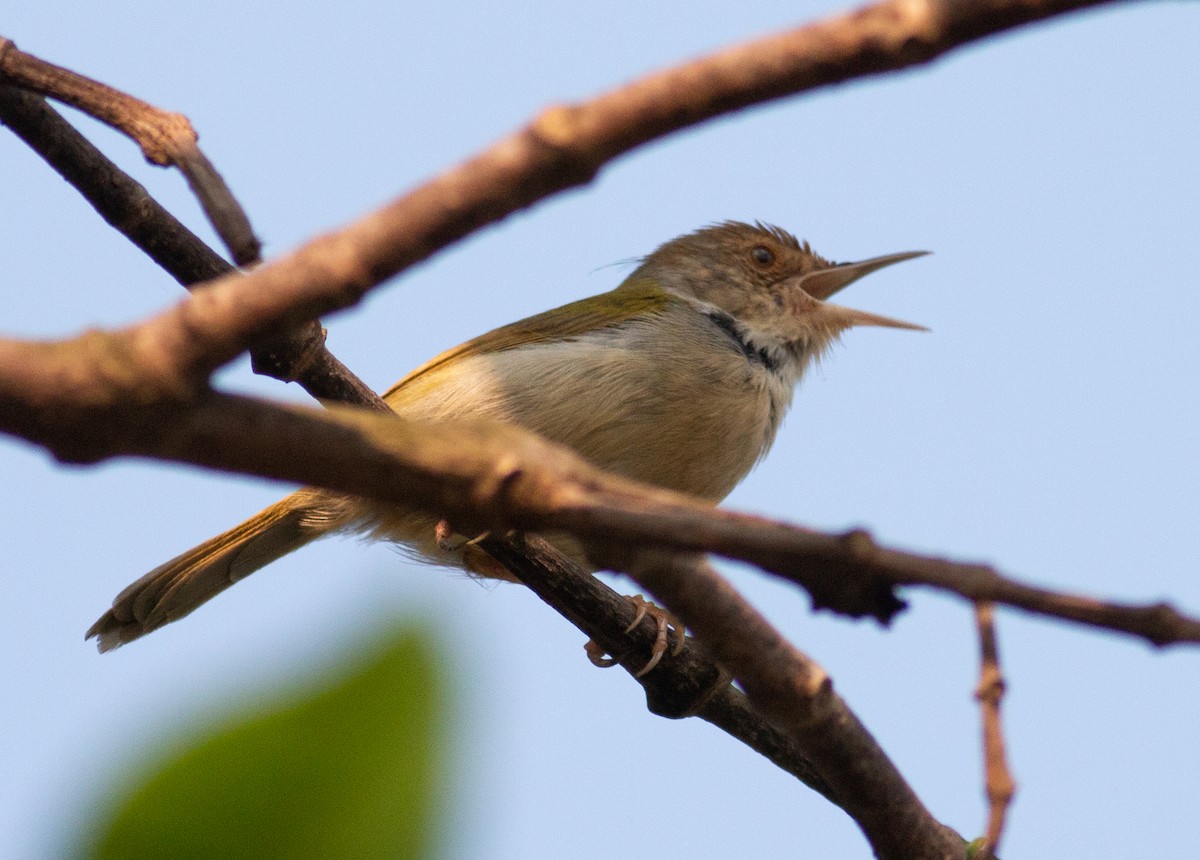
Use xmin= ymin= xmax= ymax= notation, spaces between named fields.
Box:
xmin=705 ymin=311 xmax=779 ymax=373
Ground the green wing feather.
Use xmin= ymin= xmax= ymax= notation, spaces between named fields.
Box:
xmin=383 ymin=279 xmax=671 ymax=403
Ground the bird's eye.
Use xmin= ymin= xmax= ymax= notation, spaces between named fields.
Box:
xmin=751 ymin=246 xmax=775 ymax=267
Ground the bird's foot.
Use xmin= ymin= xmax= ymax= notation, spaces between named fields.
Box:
xmin=585 ymin=594 xmax=685 ymax=677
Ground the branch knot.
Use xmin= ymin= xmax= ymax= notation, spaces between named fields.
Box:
xmin=530 ymin=103 xmax=583 ymax=149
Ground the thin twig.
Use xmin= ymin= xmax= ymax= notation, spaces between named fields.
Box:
xmin=0 ymin=37 xmax=259 ymax=264
xmin=0 ymin=83 xmax=227 ymax=283
xmin=973 ymin=602 xmax=1016 ymax=858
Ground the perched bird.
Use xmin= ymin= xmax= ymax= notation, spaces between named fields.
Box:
xmin=88 ymin=222 xmax=926 ymax=652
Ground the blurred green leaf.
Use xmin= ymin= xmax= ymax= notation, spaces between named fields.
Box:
xmin=88 ymin=627 xmax=445 ymax=860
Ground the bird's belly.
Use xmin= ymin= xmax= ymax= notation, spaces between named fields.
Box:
xmin=573 ymin=388 xmax=775 ymax=500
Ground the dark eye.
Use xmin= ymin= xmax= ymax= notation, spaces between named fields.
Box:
xmin=751 ymin=246 xmax=774 ymax=266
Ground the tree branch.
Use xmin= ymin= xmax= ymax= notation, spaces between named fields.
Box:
xmin=973 ymin=602 xmax=1015 ymax=859
xmin=0 ymin=37 xmax=259 ymax=264
xmin=608 ymin=549 xmax=965 ymax=859
xmin=0 ymin=83 xmax=389 ymax=412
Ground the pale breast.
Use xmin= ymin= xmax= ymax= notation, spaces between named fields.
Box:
xmin=411 ymin=306 xmax=791 ymax=501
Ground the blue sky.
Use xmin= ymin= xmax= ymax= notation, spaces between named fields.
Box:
xmin=3 ymin=2 xmax=1199 ymax=857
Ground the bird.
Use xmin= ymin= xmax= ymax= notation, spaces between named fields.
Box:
xmin=87 ymin=221 xmax=926 ymax=652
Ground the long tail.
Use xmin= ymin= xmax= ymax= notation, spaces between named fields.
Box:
xmin=87 ymin=495 xmax=320 ymax=652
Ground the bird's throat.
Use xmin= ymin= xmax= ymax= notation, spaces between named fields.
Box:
xmin=704 ymin=311 xmax=781 ymax=373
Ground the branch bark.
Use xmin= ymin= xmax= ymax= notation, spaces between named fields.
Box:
xmin=481 ymin=534 xmax=838 ymax=798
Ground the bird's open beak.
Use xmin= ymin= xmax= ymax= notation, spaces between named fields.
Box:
xmin=822 ymin=304 xmax=928 ymax=332
xmin=798 ymin=250 xmax=929 ymax=301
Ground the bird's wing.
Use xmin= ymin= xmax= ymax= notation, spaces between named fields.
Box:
xmin=382 ymin=279 xmax=671 ymax=402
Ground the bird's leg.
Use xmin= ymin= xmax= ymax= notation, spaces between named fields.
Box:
xmin=435 ymin=519 xmax=517 ymax=581
xmin=439 ymin=515 xmax=489 ymax=549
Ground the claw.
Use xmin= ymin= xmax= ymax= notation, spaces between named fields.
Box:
xmin=585 ymin=639 xmax=619 ymax=668
xmin=624 ymin=596 xmax=650 ymax=632
xmin=585 ymin=595 xmax=685 ymax=677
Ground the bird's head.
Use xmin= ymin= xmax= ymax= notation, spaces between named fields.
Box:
xmin=629 ymin=221 xmax=927 ymax=367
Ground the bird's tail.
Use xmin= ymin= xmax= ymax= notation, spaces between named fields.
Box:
xmin=87 ymin=494 xmax=321 ymax=652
